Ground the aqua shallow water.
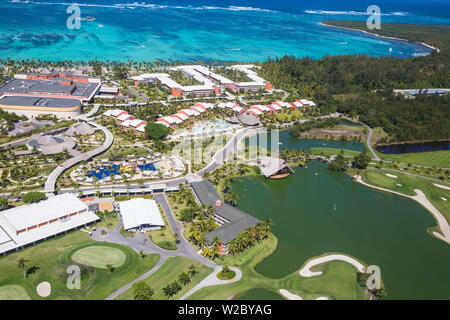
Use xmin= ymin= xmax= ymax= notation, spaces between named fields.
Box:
xmin=1 ymin=0 xmax=447 ymax=62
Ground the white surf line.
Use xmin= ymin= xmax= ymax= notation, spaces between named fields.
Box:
xmin=434 ymin=183 xmax=450 ymax=191
xmin=355 ymin=176 xmax=450 ymax=245
xmin=299 ymin=254 xmax=366 ymax=278
xmin=279 ymin=289 xmax=329 ymax=300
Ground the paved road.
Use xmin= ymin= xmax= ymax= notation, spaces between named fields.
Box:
xmin=103 ymin=193 xmax=216 ymax=300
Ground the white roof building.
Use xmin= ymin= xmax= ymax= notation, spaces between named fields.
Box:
xmin=121 ymin=119 xmax=133 ymax=128
xmin=110 ymin=109 xmax=128 ymax=117
xmin=119 ymin=198 xmax=164 ymax=231
xmin=0 ymin=194 xmax=99 ymax=255
xmin=232 ymin=106 xmax=244 ymax=113
xmin=117 ymin=113 xmax=134 ymax=122
xmin=178 ymin=109 xmax=196 ymax=117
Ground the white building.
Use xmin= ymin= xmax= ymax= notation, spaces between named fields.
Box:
xmin=0 ymin=193 xmax=100 ymax=256
xmin=119 ymin=198 xmax=164 ymax=231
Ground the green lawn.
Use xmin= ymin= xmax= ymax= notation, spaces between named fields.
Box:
xmin=309 ymin=147 xmax=361 ymax=158
xmin=71 ymin=246 xmax=126 ymax=269
xmin=0 ymin=284 xmax=31 ymax=300
xmin=376 ymin=150 xmax=450 ymax=168
xmin=360 ymin=168 xmax=450 ymax=224
xmin=187 ymin=235 xmax=367 ymax=300
xmin=0 ymin=231 xmax=160 ymax=300
xmin=115 ymin=256 xmax=214 ymax=300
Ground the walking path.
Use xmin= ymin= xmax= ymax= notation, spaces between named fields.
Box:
xmin=44 ymin=120 xmax=114 ymax=195
xmin=355 ymin=175 xmax=450 ymax=245
xmin=299 ymin=254 xmax=366 ymax=278
xmin=180 ymin=267 xmax=242 ymax=300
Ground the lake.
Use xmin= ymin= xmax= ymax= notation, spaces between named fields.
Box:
xmin=376 ymin=140 xmax=450 ymax=154
xmin=231 ymin=161 xmax=450 ymax=299
xmin=245 ymin=130 xmax=365 ymax=153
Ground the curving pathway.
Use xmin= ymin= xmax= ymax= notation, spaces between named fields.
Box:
xmin=179 ymin=266 xmax=242 ymax=300
xmin=299 ymin=254 xmax=366 ymax=278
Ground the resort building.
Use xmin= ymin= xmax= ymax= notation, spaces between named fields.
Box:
xmin=0 ymin=193 xmax=100 ymax=256
xmin=190 ymin=180 xmax=261 ymax=248
xmin=27 ymin=134 xmax=76 ymax=155
xmin=103 ymin=109 xmax=147 ymax=137
xmin=130 ymin=64 xmax=272 ymax=97
xmin=230 ymin=65 xmax=272 ymax=92
xmin=0 ymin=95 xmax=82 ymax=119
xmin=238 ymin=111 xmax=259 ymax=126
xmin=0 ymin=72 xmax=101 ymax=104
xmin=256 ymin=157 xmax=293 ymax=179
xmin=119 ymin=198 xmax=164 ymax=231
xmin=65 ymin=122 xmax=96 ymax=137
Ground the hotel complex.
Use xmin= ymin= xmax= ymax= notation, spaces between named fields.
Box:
xmin=190 ymin=180 xmax=261 ymax=251
xmin=131 ymin=64 xmax=272 ymax=98
xmin=0 ymin=72 xmax=101 ymax=119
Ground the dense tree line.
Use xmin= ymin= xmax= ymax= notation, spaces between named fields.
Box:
xmin=259 ymin=22 xmax=449 ymax=143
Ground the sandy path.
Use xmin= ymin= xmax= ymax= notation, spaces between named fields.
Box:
xmin=299 ymin=254 xmax=365 ymax=278
xmin=434 ymin=183 xmax=450 ymax=191
xmin=356 ymin=176 xmax=450 ymax=245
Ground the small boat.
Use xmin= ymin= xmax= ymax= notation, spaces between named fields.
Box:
xmin=85 ymin=16 xmax=96 ymax=21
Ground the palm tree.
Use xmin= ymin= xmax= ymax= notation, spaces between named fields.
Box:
xmin=18 ymin=258 xmax=29 ymax=279
xmin=106 ymin=264 xmax=115 ymax=273
xmin=138 ymin=250 xmax=146 ymax=258
xmin=178 ymin=271 xmax=191 ymax=285
xmin=188 ymin=264 xmax=197 ymax=278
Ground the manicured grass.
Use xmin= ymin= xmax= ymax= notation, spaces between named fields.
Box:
xmin=148 ymin=203 xmax=177 ymax=250
xmin=309 ymin=147 xmax=361 ymax=157
xmin=115 ymin=256 xmax=214 ymax=300
xmin=377 ymin=150 xmax=450 ymax=168
xmin=359 ymin=168 xmax=450 ymax=223
xmin=0 ymin=285 xmax=31 ymax=300
xmin=187 ymin=235 xmax=367 ymax=300
xmin=0 ymin=231 xmax=160 ymax=300
xmin=217 ymin=270 xmax=236 ymax=280
xmin=71 ymin=246 xmax=126 ymax=269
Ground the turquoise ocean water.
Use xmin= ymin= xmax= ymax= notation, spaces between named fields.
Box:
xmin=1 ymin=0 xmax=449 ymax=61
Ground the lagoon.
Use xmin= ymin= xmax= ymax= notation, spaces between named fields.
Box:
xmin=231 ymin=161 xmax=450 ymax=299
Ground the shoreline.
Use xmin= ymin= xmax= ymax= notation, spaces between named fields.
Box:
xmin=319 ymin=22 xmax=440 ymax=53
xmin=355 ymin=175 xmax=450 ymax=245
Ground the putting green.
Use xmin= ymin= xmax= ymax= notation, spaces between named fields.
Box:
xmin=0 ymin=285 xmax=31 ymax=300
xmin=71 ymin=246 xmax=126 ymax=269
